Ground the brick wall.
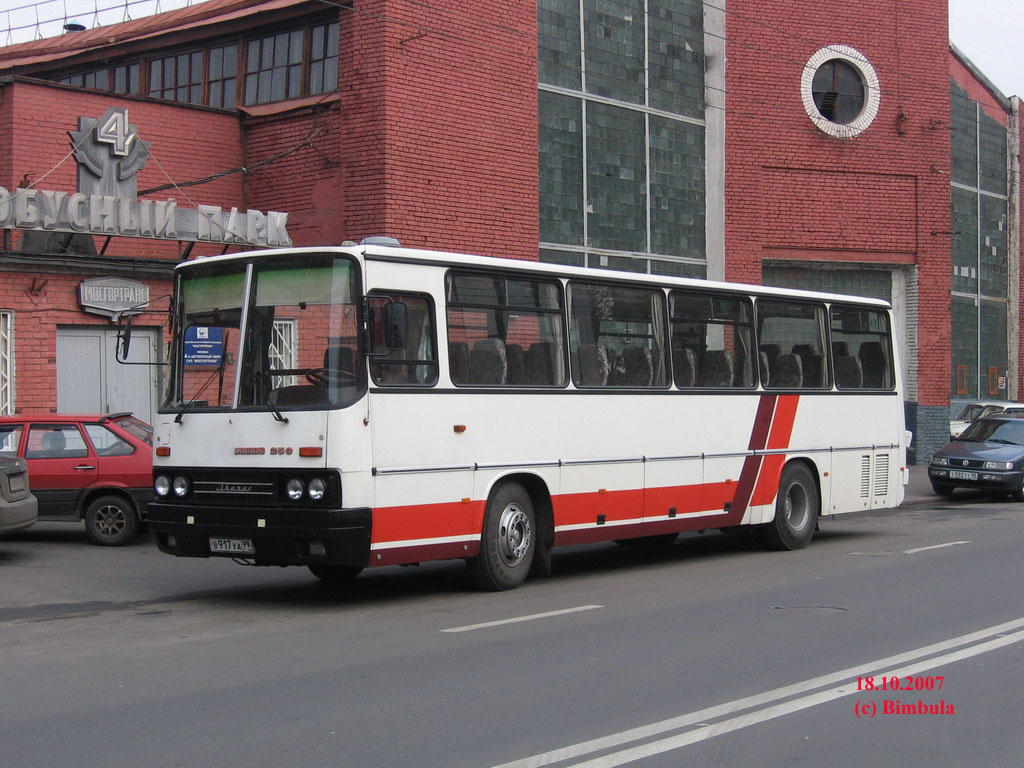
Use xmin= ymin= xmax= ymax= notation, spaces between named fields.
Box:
xmin=726 ymin=1 xmax=953 ymax=460
xmin=338 ymin=0 xmax=538 ymax=259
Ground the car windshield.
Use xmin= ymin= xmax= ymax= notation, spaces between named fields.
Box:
xmin=957 ymin=404 xmax=992 ymax=421
xmin=959 ymin=419 xmax=1024 ymax=445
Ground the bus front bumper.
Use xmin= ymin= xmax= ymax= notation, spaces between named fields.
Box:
xmin=146 ymin=501 xmax=371 ymax=568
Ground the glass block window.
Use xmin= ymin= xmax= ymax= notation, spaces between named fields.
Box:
xmin=309 ymin=22 xmax=340 ymax=95
xmin=980 ymin=299 xmax=1008 ymax=397
xmin=586 ymin=102 xmax=646 ymax=252
xmin=207 ymin=45 xmax=238 ymax=110
xmin=951 ymin=295 xmax=978 ymax=397
xmin=538 ymin=0 xmax=581 ymax=89
xmin=583 ymin=0 xmax=645 ymax=103
xmin=149 ymin=51 xmax=203 ymax=104
xmin=538 ymin=0 xmax=706 ymax=278
xmin=762 ymin=266 xmax=892 ymax=302
xmin=539 ymin=92 xmax=584 ymax=246
xmin=950 ymin=78 xmax=1012 ymax=399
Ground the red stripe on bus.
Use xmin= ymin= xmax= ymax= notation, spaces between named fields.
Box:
xmin=371 ymin=499 xmax=485 ymax=545
xmin=750 ymin=394 xmax=801 ymax=507
xmin=728 ymin=394 xmax=778 ymax=520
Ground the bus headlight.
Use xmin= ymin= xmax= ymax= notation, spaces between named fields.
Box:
xmin=308 ymin=477 xmax=327 ymax=501
xmin=155 ymin=475 xmax=171 ymax=497
xmin=286 ymin=478 xmax=305 ymax=501
xmin=173 ymin=476 xmax=191 ymax=497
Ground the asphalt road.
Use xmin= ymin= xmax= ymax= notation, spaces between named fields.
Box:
xmin=2 ymin=493 xmax=1023 ymax=768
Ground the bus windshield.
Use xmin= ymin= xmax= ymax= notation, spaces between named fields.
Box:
xmin=166 ymin=253 xmax=363 ymax=412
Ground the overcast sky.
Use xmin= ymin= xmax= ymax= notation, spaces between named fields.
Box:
xmin=0 ymin=1 xmax=1021 ymax=98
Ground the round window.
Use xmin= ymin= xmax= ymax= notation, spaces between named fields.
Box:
xmin=801 ymin=45 xmax=880 ymax=138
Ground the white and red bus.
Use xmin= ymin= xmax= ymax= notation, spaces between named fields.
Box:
xmin=142 ymin=241 xmax=907 ymax=589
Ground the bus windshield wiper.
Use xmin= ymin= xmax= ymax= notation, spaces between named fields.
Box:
xmin=174 ymin=366 xmax=224 ymax=424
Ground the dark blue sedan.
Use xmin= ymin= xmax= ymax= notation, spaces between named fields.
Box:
xmin=929 ymin=415 xmax=1024 ymax=498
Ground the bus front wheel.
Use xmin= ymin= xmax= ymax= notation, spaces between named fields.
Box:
xmin=763 ymin=463 xmax=818 ymax=551
xmin=468 ymin=482 xmax=535 ymax=591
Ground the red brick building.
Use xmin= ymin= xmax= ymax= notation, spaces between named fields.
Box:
xmin=0 ymin=0 xmax=1019 ymax=461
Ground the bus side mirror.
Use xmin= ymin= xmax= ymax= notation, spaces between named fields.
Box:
xmin=384 ymin=301 xmax=407 ymax=351
xmin=116 ymin=314 xmax=133 ymax=361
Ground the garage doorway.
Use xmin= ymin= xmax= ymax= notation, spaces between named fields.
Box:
xmin=56 ymin=327 xmax=160 ymax=424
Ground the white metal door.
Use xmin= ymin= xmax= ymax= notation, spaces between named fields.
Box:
xmin=57 ymin=327 xmax=160 ymax=423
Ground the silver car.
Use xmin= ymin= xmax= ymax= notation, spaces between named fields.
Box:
xmin=0 ymin=456 xmax=37 ymax=535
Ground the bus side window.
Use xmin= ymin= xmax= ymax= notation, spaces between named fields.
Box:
xmin=669 ymin=290 xmax=755 ymax=389
xmin=569 ymin=282 xmax=668 ymax=388
xmin=368 ymin=294 xmax=438 ymax=386
xmin=446 ymin=272 xmax=567 ymax=387
xmin=830 ymin=306 xmax=894 ymax=390
xmin=758 ymin=300 xmax=829 ymax=390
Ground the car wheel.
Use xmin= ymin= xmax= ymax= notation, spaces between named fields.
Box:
xmin=308 ymin=564 xmax=363 ymax=584
xmin=467 ymin=482 xmax=535 ymax=591
xmin=84 ymin=494 xmax=139 ymax=546
xmin=931 ymin=482 xmax=955 ymax=497
xmin=762 ymin=463 xmax=818 ymax=551
xmin=1012 ymin=478 xmax=1024 ymax=502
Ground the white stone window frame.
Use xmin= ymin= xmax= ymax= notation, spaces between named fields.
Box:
xmin=801 ymin=45 xmax=881 ymax=139
xmin=0 ymin=311 xmax=12 ymax=415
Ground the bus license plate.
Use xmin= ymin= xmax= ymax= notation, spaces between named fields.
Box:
xmin=209 ymin=537 xmax=255 ymax=555
xmin=948 ymin=470 xmax=978 ymax=481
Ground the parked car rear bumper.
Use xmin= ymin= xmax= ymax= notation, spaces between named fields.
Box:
xmin=0 ymin=495 xmax=38 ymax=535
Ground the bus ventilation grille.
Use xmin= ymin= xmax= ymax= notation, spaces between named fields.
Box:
xmin=860 ymin=455 xmax=871 ymax=498
xmin=873 ymin=454 xmax=890 ymax=496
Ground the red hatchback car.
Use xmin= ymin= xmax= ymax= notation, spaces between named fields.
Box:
xmin=0 ymin=413 xmax=153 ymax=545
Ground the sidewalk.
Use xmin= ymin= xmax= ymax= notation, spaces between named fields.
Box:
xmin=902 ymin=465 xmax=936 ymax=507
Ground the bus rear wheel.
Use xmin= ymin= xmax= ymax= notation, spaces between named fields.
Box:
xmin=468 ymin=482 xmax=535 ymax=591
xmin=309 ymin=564 xmax=363 ymax=584
xmin=763 ymin=463 xmax=818 ymax=551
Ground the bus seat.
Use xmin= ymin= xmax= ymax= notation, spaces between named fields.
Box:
xmin=448 ymin=342 xmax=470 ymax=384
xmin=834 ymin=355 xmax=863 ymax=388
xmin=623 ymin=347 xmax=653 ymax=386
xmin=506 ymin=344 xmax=526 ymax=384
xmin=577 ymin=344 xmax=609 ymax=386
xmin=606 ymin=347 xmax=626 ymax=385
xmin=758 ymin=351 xmax=770 ymax=387
xmin=674 ymin=347 xmax=698 ymax=387
xmin=831 ymin=341 xmax=850 ymax=358
xmin=801 ymin=354 xmax=826 ymax=387
xmin=469 ymin=338 xmax=506 ymax=384
xmin=772 ymin=354 xmax=803 ymax=388
xmin=859 ymin=342 xmax=887 ymax=387
xmin=526 ymin=342 xmax=555 ymax=385
xmin=699 ymin=349 xmax=734 ymax=387
xmin=759 ymin=344 xmax=781 ymax=368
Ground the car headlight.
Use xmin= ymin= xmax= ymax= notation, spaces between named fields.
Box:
xmin=932 ymin=457 xmax=949 ymax=466
xmin=984 ymin=461 xmax=1013 ymax=470
xmin=155 ymin=475 xmax=171 ymax=497
xmin=286 ymin=478 xmax=305 ymax=501
xmin=173 ymin=476 xmax=191 ymax=497
xmin=308 ymin=477 xmax=326 ymax=501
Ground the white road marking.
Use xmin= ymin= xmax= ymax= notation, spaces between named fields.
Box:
xmin=493 ymin=615 xmax=1024 ymax=768
xmin=441 ymin=605 xmax=603 ymax=634
xmin=902 ymin=540 xmax=970 ymax=554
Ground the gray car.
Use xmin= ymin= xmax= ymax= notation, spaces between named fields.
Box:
xmin=929 ymin=415 xmax=1024 ymax=498
xmin=0 ymin=456 xmax=37 ymax=534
